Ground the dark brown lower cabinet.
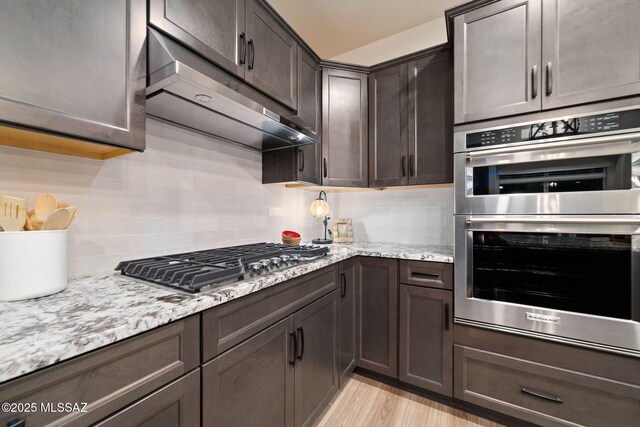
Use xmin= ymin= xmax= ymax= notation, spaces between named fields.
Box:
xmin=398 ymin=285 xmax=452 ymax=396
xmin=455 ymin=325 xmax=640 ymax=427
xmin=203 ymin=317 xmax=295 ymax=427
xmin=356 ymin=257 xmax=398 ymax=377
xmin=338 ymin=258 xmax=357 ymax=387
xmin=95 ymin=370 xmax=200 ymax=427
xmin=202 ymin=291 xmax=338 ymax=427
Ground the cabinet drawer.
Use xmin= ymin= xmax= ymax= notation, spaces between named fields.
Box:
xmin=203 ymin=265 xmax=337 ymax=361
xmin=454 ymin=345 xmax=640 ymax=427
xmin=95 ymin=369 xmax=200 ymax=427
xmin=399 ymin=260 xmax=452 ymax=290
xmin=0 ymin=316 xmax=199 ymax=427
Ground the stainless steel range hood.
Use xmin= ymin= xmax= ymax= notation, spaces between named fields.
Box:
xmin=146 ymin=28 xmax=318 ymax=152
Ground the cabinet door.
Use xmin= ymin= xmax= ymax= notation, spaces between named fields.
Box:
xmin=399 ymin=285 xmax=453 ymax=396
xmin=202 ymin=317 xmax=295 ymax=427
xmin=369 ymin=64 xmax=409 ymax=188
xmin=338 ymin=259 xmax=357 ymax=387
xmin=297 ymin=47 xmax=321 ymax=136
xmin=542 ymin=0 xmax=640 ymax=109
xmin=454 ymin=0 xmax=542 ymax=123
xmin=294 ymin=291 xmax=339 ymax=427
xmin=297 ymin=143 xmax=321 ymax=185
xmin=322 ymin=68 xmax=369 ymax=187
xmin=94 ymin=370 xmax=200 ymax=427
xmin=0 ymin=0 xmax=146 ymax=150
xmin=149 ymin=0 xmax=245 ymax=78
xmin=408 ymin=52 xmax=453 ymax=185
xmin=357 ymin=258 xmax=398 ymax=377
xmin=245 ymin=0 xmax=297 ymax=109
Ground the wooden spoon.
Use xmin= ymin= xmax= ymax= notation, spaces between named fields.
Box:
xmin=43 ymin=208 xmax=73 ymax=231
xmin=34 ymin=193 xmax=58 ymax=222
xmin=0 ymin=194 xmax=27 ymax=231
xmin=57 ymin=201 xmax=70 ymax=209
xmin=65 ymin=206 xmax=78 ymax=229
xmin=28 ymin=209 xmax=43 ymax=231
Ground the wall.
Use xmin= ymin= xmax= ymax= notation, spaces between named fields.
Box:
xmin=330 ymin=187 xmax=453 ymax=246
xmin=0 ymin=119 xmax=320 ymax=279
xmin=330 ymin=17 xmax=447 ymax=66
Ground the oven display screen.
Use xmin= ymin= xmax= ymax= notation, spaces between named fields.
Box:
xmin=472 ymin=231 xmax=632 ymax=319
xmin=466 ymin=108 xmax=640 ymax=149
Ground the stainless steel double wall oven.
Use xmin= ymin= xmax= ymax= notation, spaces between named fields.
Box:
xmin=454 ymin=102 xmax=640 ymax=355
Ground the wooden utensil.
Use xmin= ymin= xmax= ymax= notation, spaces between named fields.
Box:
xmin=65 ymin=206 xmax=78 ymax=229
xmin=57 ymin=201 xmax=70 ymax=209
xmin=0 ymin=194 xmax=27 ymax=231
xmin=28 ymin=209 xmax=43 ymax=231
xmin=34 ymin=193 xmax=58 ymax=222
xmin=43 ymin=208 xmax=73 ymax=231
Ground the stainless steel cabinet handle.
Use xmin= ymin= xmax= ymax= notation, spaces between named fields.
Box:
xmin=531 ymin=65 xmax=538 ymax=99
xmin=521 ymin=386 xmax=563 ymax=403
xmin=546 ymin=62 xmax=553 ymax=96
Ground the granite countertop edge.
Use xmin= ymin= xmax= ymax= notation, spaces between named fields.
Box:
xmin=0 ymin=242 xmax=453 ymax=384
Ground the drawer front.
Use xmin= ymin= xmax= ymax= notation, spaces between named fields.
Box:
xmin=454 ymin=345 xmax=640 ymax=427
xmin=202 ymin=265 xmax=337 ymax=361
xmin=94 ymin=369 xmax=200 ymax=427
xmin=399 ymin=260 xmax=452 ymax=290
xmin=0 ymin=316 xmax=199 ymax=427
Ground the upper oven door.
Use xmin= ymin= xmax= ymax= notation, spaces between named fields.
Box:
xmin=454 ymin=215 xmax=640 ymax=354
xmin=454 ymin=132 xmax=640 ymax=214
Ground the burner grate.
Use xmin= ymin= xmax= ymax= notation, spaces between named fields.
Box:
xmin=115 ymin=242 xmax=329 ymax=293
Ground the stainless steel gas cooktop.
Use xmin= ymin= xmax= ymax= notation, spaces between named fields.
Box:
xmin=115 ymin=242 xmax=329 ymax=293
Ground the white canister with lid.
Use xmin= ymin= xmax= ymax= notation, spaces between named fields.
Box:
xmin=0 ymin=229 xmax=68 ymax=301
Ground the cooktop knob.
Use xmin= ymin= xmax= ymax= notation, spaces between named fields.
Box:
xmin=249 ymin=262 xmax=262 ymax=271
xmin=291 ymin=254 xmax=301 ymax=262
xmin=259 ymin=259 xmax=270 ymax=268
xmin=280 ymin=255 xmax=290 ymax=262
xmin=270 ymin=257 xmax=282 ymax=265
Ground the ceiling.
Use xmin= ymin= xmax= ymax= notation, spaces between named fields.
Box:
xmin=267 ymin=0 xmax=460 ymax=59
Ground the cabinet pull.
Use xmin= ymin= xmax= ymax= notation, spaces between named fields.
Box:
xmin=7 ymin=419 xmax=25 ymax=427
xmin=299 ymin=148 xmax=305 ymax=172
xmin=340 ymin=273 xmax=347 ymax=297
xmin=411 ymin=271 xmax=440 ymax=280
xmin=521 ymin=386 xmax=563 ymax=403
xmin=289 ymin=331 xmax=297 ymax=366
xmin=296 ymin=327 xmax=305 ymax=360
xmin=546 ymin=62 xmax=553 ymax=96
xmin=409 ymin=154 xmax=414 ymax=177
xmin=401 ymin=155 xmax=406 ymax=177
xmin=248 ymin=39 xmax=255 ymax=70
xmin=531 ymin=65 xmax=538 ymax=99
xmin=444 ymin=303 xmax=450 ymax=330
xmin=323 ymin=158 xmax=328 ymax=178
xmin=239 ymin=32 xmax=247 ymax=65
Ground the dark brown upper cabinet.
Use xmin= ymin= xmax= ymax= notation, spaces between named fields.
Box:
xmin=322 ymin=66 xmax=369 ymax=187
xmin=369 ymin=64 xmax=409 ymax=187
xmin=453 ymin=0 xmax=542 ymax=124
xmin=149 ymin=0 xmax=245 ymax=78
xmin=0 ymin=0 xmax=146 ymax=158
xmin=541 ymin=0 xmax=640 ymax=110
xmin=453 ymin=0 xmax=640 ymax=124
xmin=262 ymin=46 xmax=321 ymax=186
xmin=150 ymin=0 xmax=298 ymax=110
xmin=245 ymin=0 xmax=297 ymax=109
xmin=369 ymin=48 xmax=453 ymax=187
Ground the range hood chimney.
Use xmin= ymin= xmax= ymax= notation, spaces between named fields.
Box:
xmin=146 ymin=28 xmax=318 ymax=151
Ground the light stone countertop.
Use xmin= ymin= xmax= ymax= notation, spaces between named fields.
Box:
xmin=0 ymin=242 xmax=452 ymax=384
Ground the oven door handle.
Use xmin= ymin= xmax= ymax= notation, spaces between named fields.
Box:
xmin=466 ymin=131 xmax=640 ymax=159
xmin=467 ymin=216 xmax=640 ymax=225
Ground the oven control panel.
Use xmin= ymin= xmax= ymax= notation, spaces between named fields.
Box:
xmin=466 ymin=108 xmax=640 ymax=149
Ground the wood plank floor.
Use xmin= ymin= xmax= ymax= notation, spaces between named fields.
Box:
xmin=316 ymin=375 xmax=504 ymax=427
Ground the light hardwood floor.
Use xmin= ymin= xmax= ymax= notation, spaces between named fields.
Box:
xmin=316 ymin=375 xmax=504 ymax=427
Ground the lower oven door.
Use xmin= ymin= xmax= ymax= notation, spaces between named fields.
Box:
xmin=455 ymin=215 xmax=640 ymax=355
xmin=454 ymin=132 xmax=640 ymax=215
